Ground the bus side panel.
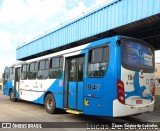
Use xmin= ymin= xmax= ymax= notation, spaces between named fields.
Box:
xmin=3 ymin=81 xmax=13 ymax=96
xmin=83 ymin=74 xmax=117 ymax=116
xmin=102 ymin=40 xmax=119 ymax=117
xmin=37 ymin=92 xmax=45 ymax=104
xmin=3 ymin=83 xmax=8 ymax=96
xmin=33 ymin=79 xmax=64 ymax=109
xmin=83 ymin=78 xmax=104 ymax=116
xmin=83 ymin=39 xmax=118 ymax=116
xmin=48 ymin=79 xmax=64 ymax=108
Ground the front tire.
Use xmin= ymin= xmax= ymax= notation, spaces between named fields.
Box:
xmin=9 ymin=89 xmax=18 ymax=102
xmin=45 ymin=93 xmax=57 ymax=114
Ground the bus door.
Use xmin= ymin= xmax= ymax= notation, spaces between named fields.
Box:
xmin=67 ymin=56 xmax=84 ymax=111
xmin=14 ymin=67 xmax=20 ymax=98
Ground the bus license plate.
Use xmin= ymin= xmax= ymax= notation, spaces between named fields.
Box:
xmin=136 ymin=100 xmax=142 ymax=104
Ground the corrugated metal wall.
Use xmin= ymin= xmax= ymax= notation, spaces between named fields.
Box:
xmin=16 ymin=0 xmax=160 ymax=60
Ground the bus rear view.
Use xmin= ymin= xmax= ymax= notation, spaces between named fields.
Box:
xmin=113 ymin=37 xmax=155 ymax=117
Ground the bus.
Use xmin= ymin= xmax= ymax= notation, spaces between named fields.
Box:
xmin=2 ymin=35 xmax=155 ymax=117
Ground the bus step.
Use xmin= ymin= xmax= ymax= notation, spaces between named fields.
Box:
xmin=66 ymin=109 xmax=83 ymax=115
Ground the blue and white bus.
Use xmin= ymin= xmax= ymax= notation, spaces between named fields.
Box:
xmin=3 ymin=36 xmax=155 ymax=117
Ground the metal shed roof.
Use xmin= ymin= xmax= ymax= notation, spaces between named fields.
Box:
xmin=16 ymin=0 xmax=160 ymax=60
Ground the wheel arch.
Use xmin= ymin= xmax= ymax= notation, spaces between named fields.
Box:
xmin=9 ymin=87 xmax=13 ymax=96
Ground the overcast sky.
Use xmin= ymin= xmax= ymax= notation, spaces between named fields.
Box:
xmin=0 ymin=0 xmax=159 ymax=72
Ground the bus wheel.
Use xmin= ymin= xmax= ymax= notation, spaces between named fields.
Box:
xmin=9 ymin=90 xmax=18 ymax=102
xmin=45 ymin=94 xmax=57 ymax=114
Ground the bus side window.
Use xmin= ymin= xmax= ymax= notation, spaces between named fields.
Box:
xmin=9 ymin=67 xmax=14 ymax=80
xmin=28 ymin=62 xmax=37 ymax=79
xmin=49 ymin=56 xmax=63 ymax=79
xmin=88 ymin=45 xmax=109 ymax=77
xmin=21 ymin=64 xmax=28 ymax=80
xmin=38 ymin=59 xmax=49 ymax=79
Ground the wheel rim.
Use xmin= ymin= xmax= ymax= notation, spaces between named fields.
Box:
xmin=47 ymin=99 xmax=53 ymax=109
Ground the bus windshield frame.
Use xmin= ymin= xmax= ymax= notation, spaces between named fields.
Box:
xmin=122 ymin=39 xmax=155 ymax=73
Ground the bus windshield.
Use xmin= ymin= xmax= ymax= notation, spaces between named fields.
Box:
xmin=123 ymin=40 xmax=154 ymax=72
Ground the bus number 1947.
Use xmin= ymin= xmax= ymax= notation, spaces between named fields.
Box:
xmin=86 ymin=84 xmax=101 ymax=91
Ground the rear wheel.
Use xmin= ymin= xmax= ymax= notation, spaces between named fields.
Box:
xmin=9 ymin=89 xmax=18 ymax=102
xmin=45 ymin=93 xmax=57 ymax=114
